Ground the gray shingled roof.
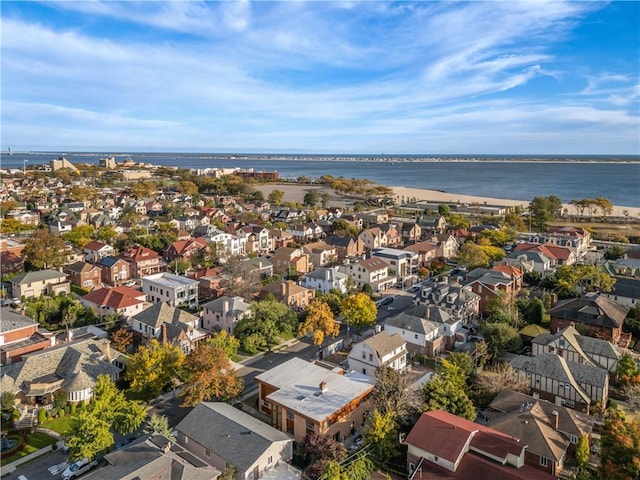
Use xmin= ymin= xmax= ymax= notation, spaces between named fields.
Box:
xmin=548 ymin=295 xmax=629 ymax=328
xmin=132 ymin=302 xmax=199 ymax=329
xmin=385 ymin=310 xmax=439 ymax=336
xmin=176 ymin=402 xmax=292 ymax=472
xmin=363 ymin=331 xmax=406 ymax=358
xmin=0 ymin=338 xmax=120 ymax=395
xmin=11 ymin=269 xmax=66 ymax=285
xmin=83 ymin=435 xmax=218 ymax=480
xmin=0 ymin=308 xmax=38 ymax=332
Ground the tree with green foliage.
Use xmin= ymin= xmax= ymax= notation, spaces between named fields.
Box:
xmin=126 ymin=339 xmax=185 ymax=401
xmin=421 ymin=359 xmax=476 ymax=420
xmin=23 ymin=229 xmax=66 ymax=269
xmin=341 ymin=292 xmax=377 ymax=334
xmin=518 ymin=297 xmax=550 ymax=325
xmin=323 ymin=457 xmax=374 ymax=480
xmin=575 ymin=434 xmax=590 ymax=469
xmin=438 ymin=204 xmax=450 ymax=216
xmin=456 ymin=241 xmax=490 ymax=269
xmin=303 ymin=191 xmax=319 ymax=208
xmin=599 ymin=411 xmax=640 ymax=480
xmin=528 ymin=195 xmax=562 ymax=230
xmin=62 ymin=224 xmax=96 ymax=249
xmin=168 ymin=257 xmax=191 ymax=275
xmin=316 ymin=289 xmax=347 ymax=316
xmin=144 ymin=413 xmax=176 ymax=441
xmin=94 ymin=226 xmax=118 ymax=244
xmin=479 ymin=321 xmax=522 ymax=361
xmin=616 ymin=354 xmax=640 ymax=385
xmin=1 ymin=392 xmax=16 ymax=424
xmin=267 ymin=189 xmax=285 ymax=206
xmin=363 ymin=410 xmax=399 ymax=464
xmin=206 ymin=330 xmax=240 ymax=358
xmin=541 ymin=264 xmax=616 ymax=298
xmin=604 ymin=245 xmax=625 ymax=261
xmin=65 ymin=375 xmax=146 ymax=461
xmin=0 ymin=218 xmax=31 ymax=234
xmin=235 ymin=296 xmax=297 ymax=351
xmin=504 ymin=212 xmax=526 ymax=231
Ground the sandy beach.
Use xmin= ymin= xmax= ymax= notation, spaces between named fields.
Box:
xmin=255 ymin=183 xmax=639 ymax=218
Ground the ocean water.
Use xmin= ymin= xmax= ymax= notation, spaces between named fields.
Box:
xmin=1 ymin=152 xmax=639 ymax=207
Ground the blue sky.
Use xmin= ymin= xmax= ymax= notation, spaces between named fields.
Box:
xmin=1 ymin=1 xmax=639 ymax=154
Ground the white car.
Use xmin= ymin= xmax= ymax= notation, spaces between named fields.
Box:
xmin=61 ymin=458 xmax=98 ymax=480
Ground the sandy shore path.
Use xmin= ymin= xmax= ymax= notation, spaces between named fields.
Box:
xmin=254 ymin=183 xmax=639 ymax=218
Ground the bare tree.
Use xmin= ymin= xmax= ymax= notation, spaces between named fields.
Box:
xmin=474 ymin=363 xmax=530 ymax=395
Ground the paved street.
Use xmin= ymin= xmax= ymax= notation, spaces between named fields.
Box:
xmin=2 ymin=449 xmax=67 ymax=480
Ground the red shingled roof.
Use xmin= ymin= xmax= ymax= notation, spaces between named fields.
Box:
xmin=83 ymin=285 xmax=146 ymax=309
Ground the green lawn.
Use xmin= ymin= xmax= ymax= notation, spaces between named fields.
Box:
xmin=42 ymin=415 xmax=75 ymax=435
xmin=0 ymin=432 xmax=56 ymax=466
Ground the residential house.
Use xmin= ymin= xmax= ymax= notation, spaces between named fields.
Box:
xmin=64 ymin=261 xmax=102 ymax=290
xmin=379 ymin=224 xmax=402 ymax=248
xmin=5 ymin=210 xmax=40 ymax=226
xmin=260 ymin=280 xmax=315 ymax=310
xmin=120 ymin=244 xmax=167 ymax=278
xmin=371 ymin=247 xmax=419 ymax=288
xmin=399 ymin=222 xmax=422 ymax=244
xmin=202 ymin=296 xmax=252 ymax=334
xmin=504 ymin=250 xmax=553 ymax=276
xmin=300 ymin=267 xmax=349 ymax=294
xmin=529 ymin=227 xmax=592 ymax=261
xmin=430 ymin=234 xmax=460 ymax=259
xmin=175 ymin=402 xmax=297 ymax=480
xmin=238 ymin=225 xmax=273 ymax=256
xmin=486 ymin=390 xmax=594 ymax=477
xmin=510 ymin=353 xmax=608 ymax=413
xmin=418 ymin=280 xmax=480 ymax=324
xmin=340 ymin=257 xmax=394 ymax=293
xmin=286 ymin=223 xmax=323 ymax=243
xmin=82 ymin=434 xmax=220 ymax=480
xmin=0 ymin=237 xmax=25 ymax=273
xmin=514 ymin=242 xmax=576 ymax=267
xmin=361 ymin=211 xmax=388 ymax=227
xmin=81 ymin=285 xmax=148 ymax=319
xmin=403 ymin=241 xmax=437 ymax=268
xmin=131 ymin=302 xmax=207 ymax=353
xmin=270 ymin=229 xmax=295 ymax=250
xmin=466 ymin=268 xmax=519 ymax=315
xmin=384 ymin=310 xmax=444 ymax=357
xmin=601 ymin=276 xmax=640 ymax=309
xmin=192 ymin=267 xmax=226 ymax=299
xmin=532 ymin=324 xmax=621 ymax=372
xmin=96 ymin=256 xmax=131 ymax=285
xmin=83 ymin=241 xmax=116 ymax=264
xmin=1 ymin=307 xmax=54 ymax=365
xmin=420 ymin=215 xmax=447 ymax=235
xmin=547 ymin=294 xmax=629 ymax=346
xmin=10 ymin=270 xmax=70 ymax=299
xmin=271 ymin=247 xmax=312 ymax=276
xmin=405 ymin=410 xmax=554 ymax=480
xmin=347 ymin=331 xmax=407 ymax=377
xmin=142 ymin=272 xmax=199 ymax=308
xmin=239 ymin=257 xmax=274 ymax=281
xmin=0 ymin=337 xmax=121 ymax=404
xmin=358 ymin=227 xmax=387 ymax=251
xmin=302 ymin=241 xmax=338 ymax=268
xmin=164 ymin=237 xmax=210 ymax=262
xmin=325 ymin=235 xmax=364 ymax=261
xmin=255 ymin=358 xmax=375 ymax=444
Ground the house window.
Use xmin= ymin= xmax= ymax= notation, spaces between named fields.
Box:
xmin=369 ymin=354 xmax=373 ymax=361
xmin=286 ymin=411 xmax=294 ymax=420
xmin=362 ymin=352 xmax=366 ymax=359
xmin=540 ymin=456 xmax=548 ymax=467
xmin=268 ymin=456 xmax=273 ymax=464
xmin=205 ymin=449 xmax=211 ymax=457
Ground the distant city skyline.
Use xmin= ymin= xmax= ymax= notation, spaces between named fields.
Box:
xmin=1 ymin=1 xmax=639 ymax=155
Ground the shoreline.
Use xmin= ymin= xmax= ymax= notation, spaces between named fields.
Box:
xmin=391 ymin=186 xmax=640 ymax=218
xmin=254 ymin=183 xmax=640 ymax=218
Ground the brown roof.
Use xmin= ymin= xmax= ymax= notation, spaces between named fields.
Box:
xmin=405 ymin=411 xmax=523 ymax=464
xmin=548 ymin=294 xmax=629 ymax=329
xmin=84 ymin=240 xmax=111 ymax=252
xmin=357 ymin=257 xmax=389 ymax=272
xmin=120 ymin=244 xmax=162 ymax=262
xmin=83 ymin=285 xmax=146 ymax=309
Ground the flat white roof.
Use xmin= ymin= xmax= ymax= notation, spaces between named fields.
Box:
xmin=142 ymin=273 xmax=199 ymax=288
xmin=257 ymin=358 xmax=374 ymax=423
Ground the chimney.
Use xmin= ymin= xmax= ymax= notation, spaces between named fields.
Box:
xmin=551 ymin=411 xmax=559 ymax=430
xmin=163 ymin=442 xmax=171 ymax=454
xmin=319 ymin=381 xmax=327 ymax=393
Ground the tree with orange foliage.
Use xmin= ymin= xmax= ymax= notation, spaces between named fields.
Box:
xmin=298 ymin=299 xmax=339 ymax=347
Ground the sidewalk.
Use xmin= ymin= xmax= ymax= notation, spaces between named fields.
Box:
xmin=1 ymin=429 xmax=63 ymax=476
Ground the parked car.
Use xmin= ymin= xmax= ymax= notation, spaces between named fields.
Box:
xmin=61 ymin=458 xmax=98 ymax=480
